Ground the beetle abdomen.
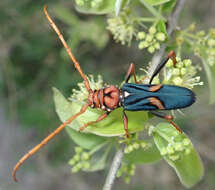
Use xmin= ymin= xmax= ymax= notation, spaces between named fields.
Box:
xmin=121 ymin=83 xmax=195 ymax=111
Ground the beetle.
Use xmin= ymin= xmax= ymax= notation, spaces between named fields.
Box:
xmin=12 ymin=5 xmax=195 ymax=182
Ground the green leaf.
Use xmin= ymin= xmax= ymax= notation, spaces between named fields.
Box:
xmin=139 ymin=0 xmax=166 ymax=21
xmin=66 ymin=128 xmax=107 ymax=150
xmin=85 ymin=146 xmax=110 ymax=172
xmin=54 ymin=6 xmax=109 ymax=51
xmin=202 ymin=59 xmax=215 ymax=104
xmin=161 ymin=0 xmax=177 ymax=12
xmin=53 ymin=87 xmax=148 ymax=137
xmin=153 ymin=123 xmax=204 ymax=188
xmin=156 ymin=20 xmax=167 ymax=35
xmin=75 ymin=0 xmax=115 ymax=15
xmin=53 ymin=88 xmax=107 ymax=149
xmin=124 ymin=140 xmax=162 ymax=164
xmin=144 ymin=0 xmax=171 ymax=6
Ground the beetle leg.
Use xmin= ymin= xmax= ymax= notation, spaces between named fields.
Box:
xmin=149 ymin=51 xmax=177 ymax=84
xmin=79 ymin=112 xmax=110 ymax=131
xmin=125 ymin=63 xmax=138 ymax=83
xmin=123 ymin=110 xmax=130 ymax=138
xmin=150 ymin=111 xmax=182 ymax=133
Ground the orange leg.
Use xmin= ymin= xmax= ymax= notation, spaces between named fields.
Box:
xmin=12 ymin=103 xmax=89 ymax=182
xmin=150 ymin=111 xmax=182 ymax=133
xmin=43 ymin=6 xmax=92 ymax=93
xmin=79 ymin=112 xmax=109 ymax=131
xmin=125 ymin=63 xmax=139 ymax=84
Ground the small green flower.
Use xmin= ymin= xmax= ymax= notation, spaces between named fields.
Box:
xmin=137 ymin=32 xmax=146 ymax=39
xmin=75 ymin=146 xmax=83 ymax=154
xmin=173 ymin=77 xmax=183 ymax=85
xmin=146 ymin=34 xmax=153 ymax=42
xmin=160 ymin=147 xmax=167 ymax=155
xmin=107 ymin=9 xmax=136 ymax=46
xmin=156 ymin=32 xmax=166 ymax=41
xmin=149 ymin=26 xmax=156 ymax=34
xmin=183 ymin=138 xmax=191 ymax=146
xmin=75 ymin=0 xmax=85 ymax=6
xmin=70 ymin=75 xmax=104 ymax=102
xmin=81 ymin=152 xmax=90 ymax=160
xmin=148 ymin=46 xmax=155 ymax=53
xmin=172 ymin=68 xmax=180 ymax=76
xmin=117 ymin=162 xmax=136 ymax=184
xmin=137 ymin=24 xmax=166 ymax=53
xmin=162 ymin=56 xmax=203 ymax=89
xmin=167 ymin=145 xmax=175 ymax=154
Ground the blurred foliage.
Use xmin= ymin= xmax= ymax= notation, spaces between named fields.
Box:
xmin=1 ymin=0 xmax=215 ymax=189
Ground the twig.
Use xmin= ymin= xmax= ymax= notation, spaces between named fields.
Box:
xmin=148 ymin=0 xmax=187 ymax=76
xmin=103 ymin=146 xmax=124 ymax=190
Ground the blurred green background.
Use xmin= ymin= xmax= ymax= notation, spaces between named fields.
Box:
xmin=1 ymin=0 xmax=215 ymax=189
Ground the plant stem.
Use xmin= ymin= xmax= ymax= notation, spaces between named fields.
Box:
xmin=135 ymin=17 xmax=157 ymax=23
xmin=103 ymin=146 xmax=124 ymax=190
xmin=148 ymin=0 xmax=187 ymax=76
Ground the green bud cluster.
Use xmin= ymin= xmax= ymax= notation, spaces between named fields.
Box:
xmin=137 ymin=26 xmax=166 ymax=53
xmin=205 ymin=29 xmax=215 ymax=66
xmin=68 ymin=146 xmax=91 ymax=173
xmin=117 ymin=162 xmax=136 ymax=184
xmin=107 ymin=11 xmax=135 ymax=46
xmin=124 ymin=140 xmax=148 ymax=154
xmin=70 ymin=75 xmax=104 ymax=102
xmin=160 ymin=135 xmax=192 ymax=161
xmin=192 ymin=28 xmax=215 ymax=66
xmin=163 ymin=57 xmax=203 ymax=89
xmin=75 ymin=0 xmax=103 ymax=8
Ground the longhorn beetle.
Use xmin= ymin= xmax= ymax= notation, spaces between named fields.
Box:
xmin=12 ymin=5 xmax=196 ymax=182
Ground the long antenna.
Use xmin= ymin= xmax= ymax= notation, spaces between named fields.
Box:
xmin=43 ymin=5 xmax=92 ymax=92
xmin=12 ymin=103 xmax=89 ymax=182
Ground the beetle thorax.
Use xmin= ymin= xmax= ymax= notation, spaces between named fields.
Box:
xmin=88 ymin=85 xmax=122 ymax=112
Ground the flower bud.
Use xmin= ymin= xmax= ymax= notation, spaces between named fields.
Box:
xmin=156 ymin=32 xmax=166 ymax=41
xmin=169 ymin=154 xmax=180 ymax=161
xmin=137 ymin=32 xmax=146 ymax=39
xmin=174 ymin=143 xmax=184 ymax=151
xmin=154 ymin=42 xmax=160 ymax=50
xmin=167 ymin=146 xmax=174 ymax=154
xmin=82 ymin=152 xmax=90 ymax=160
xmin=183 ymin=138 xmax=191 ymax=146
xmin=160 ymin=147 xmax=167 ymax=155
xmin=148 ymin=46 xmax=155 ymax=53
xmin=146 ymin=34 xmax=153 ymax=42
xmin=180 ymin=68 xmax=187 ymax=75
xmin=75 ymin=147 xmax=83 ymax=154
xmin=173 ymin=77 xmax=183 ymax=85
xmin=184 ymin=59 xmax=192 ymax=67
xmin=149 ymin=26 xmax=156 ymax=34
xmin=138 ymin=41 xmax=148 ymax=49
xmin=166 ymin=59 xmax=173 ymax=67
xmin=172 ymin=68 xmax=180 ymax=76
xmin=74 ymin=154 xmax=80 ymax=161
